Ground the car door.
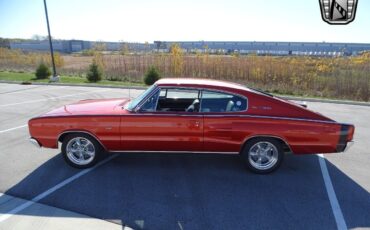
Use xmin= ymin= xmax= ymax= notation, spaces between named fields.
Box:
xmin=201 ymin=90 xmax=248 ymax=153
xmin=121 ymin=87 xmax=204 ymax=152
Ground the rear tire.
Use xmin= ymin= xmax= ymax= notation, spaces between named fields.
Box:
xmin=241 ymin=138 xmax=284 ymax=174
xmin=61 ymin=133 xmax=102 ymax=169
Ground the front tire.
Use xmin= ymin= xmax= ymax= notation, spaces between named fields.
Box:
xmin=241 ymin=138 xmax=284 ymax=174
xmin=61 ymin=133 xmax=102 ymax=169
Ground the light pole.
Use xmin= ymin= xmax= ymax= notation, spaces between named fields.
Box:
xmin=43 ymin=0 xmax=59 ymax=82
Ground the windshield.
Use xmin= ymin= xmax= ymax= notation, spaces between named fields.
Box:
xmin=125 ymin=85 xmax=157 ymax=111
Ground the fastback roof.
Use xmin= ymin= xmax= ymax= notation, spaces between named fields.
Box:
xmin=155 ymin=78 xmax=249 ymax=92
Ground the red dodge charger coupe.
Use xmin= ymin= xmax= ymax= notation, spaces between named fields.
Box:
xmin=28 ymin=78 xmax=354 ymax=173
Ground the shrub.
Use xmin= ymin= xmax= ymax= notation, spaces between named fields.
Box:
xmin=144 ymin=66 xmax=160 ymax=85
xmin=86 ymin=62 xmax=103 ymax=82
xmin=81 ymin=49 xmax=95 ymax=56
xmin=35 ymin=63 xmax=51 ymax=79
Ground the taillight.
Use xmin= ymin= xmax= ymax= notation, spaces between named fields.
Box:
xmin=346 ymin=125 xmax=355 ymax=141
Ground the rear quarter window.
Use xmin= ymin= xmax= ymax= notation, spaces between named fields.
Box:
xmin=200 ymin=90 xmax=247 ymax=112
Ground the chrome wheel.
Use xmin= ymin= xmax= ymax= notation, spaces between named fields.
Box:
xmin=66 ymin=137 xmax=95 ymax=166
xmin=248 ymin=141 xmax=278 ymax=170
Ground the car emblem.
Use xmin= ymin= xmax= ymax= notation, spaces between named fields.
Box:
xmin=319 ymin=0 xmax=358 ymax=24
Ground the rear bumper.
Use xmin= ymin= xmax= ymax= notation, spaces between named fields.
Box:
xmin=343 ymin=141 xmax=354 ymax=152
xmin=336 ymin=124 xmax=355 ymax=152
xmin=29 ymin=137 xmax=41 ymax=148
xmin=336 ymin=141 xmax=354 ymax=152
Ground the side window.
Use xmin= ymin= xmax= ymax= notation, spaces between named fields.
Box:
xmin=200 ymin=90 xmax=247 ymax=112
xmin=157 ymin=88 xmax=200 ymax=112
xmin=139 ymin=90 xmax=160 ymax=112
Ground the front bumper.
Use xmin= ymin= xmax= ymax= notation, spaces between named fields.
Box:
xmin=29 ymin=138 xmax=41 ymax=148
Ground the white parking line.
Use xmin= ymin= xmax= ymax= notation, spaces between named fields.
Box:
xmin=0 ymin=125 xmax=27 ymax=134
xmin=0 ymin=89 xmax=111 ymax=107
xmin=0 ymin=154 xmax=117 ymax=223
xmin=318 ymin=154 xmax=347 ymax=230
xmin=0 ymin=86 xmax=68 ymax=95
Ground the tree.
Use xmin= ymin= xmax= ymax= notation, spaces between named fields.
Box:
xmin=93 ymin=42 xmax=107 ymax=52
xmin=144 ymin=41 xmax=150 ymax=53
xmin=119 ymin=43 xmax=129 ymax=55
xmin=0 ymin=38 xmax=10 ymax=48
xmin=169 ymin=43 xmax=184 ymax=76
xmin=86 ymin=62 xmax=103 ymax=82
xmin=31 ymin=34 xmax=48 ymax=41
xmin=35 ymin=63 xmax=51 ymax=79
xmin=144 ymin=66 xmax=160 ymax=85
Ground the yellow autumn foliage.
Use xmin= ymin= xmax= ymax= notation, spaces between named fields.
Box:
xmin=1 ymin=47 xmax=369 ymax=101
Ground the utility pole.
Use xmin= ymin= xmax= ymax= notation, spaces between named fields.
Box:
xmin=43 ymin=0 xmax=59 ymax=82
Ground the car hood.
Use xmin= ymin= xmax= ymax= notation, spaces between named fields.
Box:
xmin=41 ymin=98 xmax=130 ymax=117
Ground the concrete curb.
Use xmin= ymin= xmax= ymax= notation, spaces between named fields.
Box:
xmin=1 ymin=80 xmax=369 ymax=107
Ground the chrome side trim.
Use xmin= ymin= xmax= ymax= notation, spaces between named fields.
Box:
xmin=121 ymin=113 xmax=337 ymax=124
xmin=29 ymin=138 xmax=41 ymax=148
xmin=57 ymin=130 xmax=108 ymax=151
xmin=201 ymin=114 xmax=337 ymax=124
xmin=109 ymin=150 xmax=238 ymax=154
xmin=34 ymin=113 xmax=338 ymax=124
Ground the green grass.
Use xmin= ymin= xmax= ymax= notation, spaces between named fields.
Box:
xmin=0 ymin=71 xmax=145 ymax=87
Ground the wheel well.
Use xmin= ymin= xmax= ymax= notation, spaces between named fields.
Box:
xmin=241 ymin=136 xmax=292 ymax=154
xmin=57 ymin=131 xmax=106 ymax=150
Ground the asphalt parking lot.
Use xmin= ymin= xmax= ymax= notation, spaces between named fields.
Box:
xmin=0 ymin=83 xmax=369 ymax=230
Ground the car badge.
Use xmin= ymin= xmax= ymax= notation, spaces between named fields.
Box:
xmin=319 ymin=0 xmax=358 ymax=24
